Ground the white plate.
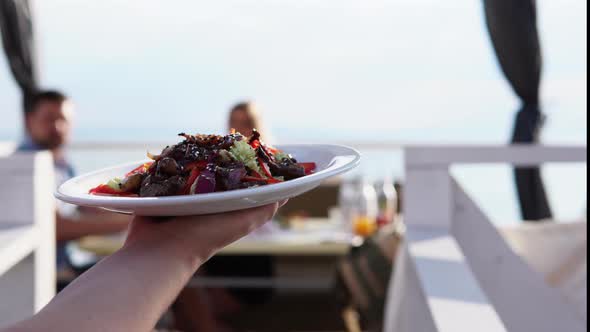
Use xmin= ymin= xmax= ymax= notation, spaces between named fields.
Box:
xmin=55 ymin=144 xmax=360 ymax=216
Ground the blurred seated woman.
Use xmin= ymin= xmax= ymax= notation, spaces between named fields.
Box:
xmin=173 ymin=101 xmax=276 ymax=331
xmin=228 ymin=101 xmax=266 ymax=139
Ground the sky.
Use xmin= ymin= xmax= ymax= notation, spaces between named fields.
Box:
xmin=0 ymin=0 xmax=587 ymax=143
xmin=0 ymin=0 xmax=586 ymax=222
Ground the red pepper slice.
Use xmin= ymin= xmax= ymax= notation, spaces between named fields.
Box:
xmin=125 ymin=162 xmax=153 ymax=177
xmin=88 ymin=184 xmax=137 ymax=197
xmin=182 ymin=168 xmax=201 ymax=194
xmin=250 ymin=139 xmax=260 ymax=149
xmin=257 ymin=157 xmax=275 ymax=179
xmin=297 ymin=162 xmax=317 ymax=175
xmin=243 ymin=176 xmax=281 ymax=184
xmin=249 ymin=170 xmax=264 ymax=178
xmin=258 ymin=145 xmax=277 ymax=162
xmin=243 ymin=176 xmax=265 ymax=182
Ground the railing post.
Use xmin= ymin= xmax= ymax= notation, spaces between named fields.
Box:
xmin=404 ymin=165 xmax=452 ymax=229
xmin=389 ymin=145 xmax=587 ymax=332
xmin=32 ymin=152 xmax=56 ymax=310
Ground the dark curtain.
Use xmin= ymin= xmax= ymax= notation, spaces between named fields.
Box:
xmin=0 ymin=0 xmax=38 ymax=114
xmin=484 ymin=0 xmax=552 ymax=221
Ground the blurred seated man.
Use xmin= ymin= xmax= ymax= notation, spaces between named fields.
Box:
xmin=18 ymin=90 xmax=131 ymax=283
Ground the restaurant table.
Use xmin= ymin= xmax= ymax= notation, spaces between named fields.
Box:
xmin=77 ymin=219 xmax=353 ymax=291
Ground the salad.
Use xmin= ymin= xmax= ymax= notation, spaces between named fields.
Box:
xmin=89 ymin=130 xmax=316 ymax=197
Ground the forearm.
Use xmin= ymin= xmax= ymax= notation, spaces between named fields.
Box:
xmin=11 ymin=238 xmax=200 ymax=332
xmin=2 ymin=204 xmax=280 ymax=332
xmin=56 ymin=213 xmax=131 ymax=242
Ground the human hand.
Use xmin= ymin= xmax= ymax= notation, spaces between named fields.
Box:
xmin=124 ymin=201 xmax=287 ymax=268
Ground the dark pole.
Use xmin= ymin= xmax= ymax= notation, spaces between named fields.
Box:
xmin=483 ymin=0 xmax=553 ymax=221
xmin=0 ymin=0 xmax=38 ymax=114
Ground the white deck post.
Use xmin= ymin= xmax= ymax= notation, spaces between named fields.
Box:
xmin=404 ymin=167 xmax=453 ymax=229
xmin=0 ymin=152 xmax=56 ymax=327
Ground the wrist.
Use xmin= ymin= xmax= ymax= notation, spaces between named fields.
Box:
xmin=157 ymin=236 xmax=208 ymax=270
xmin=123 ymin=227 xmax=206 ymax=272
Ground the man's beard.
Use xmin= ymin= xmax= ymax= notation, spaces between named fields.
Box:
xmin=35 ymin=137 xmax=63 ymax=150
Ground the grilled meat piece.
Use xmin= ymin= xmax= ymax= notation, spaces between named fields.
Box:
xmin=139 ymin=174 xmax=186 ymax=197
xmin=120 ymin=173 xmax=144 ymax=192
xmin=157 ymin=157 xmax=180 ymax=176
xmin=215 ymin=163 xmax=247 ymax=191
xmin=257 ymin=145 xmax=305 ymax=180
xmin=268 ymin=159 xmax=305 ymax=180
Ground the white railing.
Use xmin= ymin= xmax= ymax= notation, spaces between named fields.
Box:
xmin=0 ymin=142 xmax=15 ymax=156
xmin=386 ymin=145 xmax=587 ymax=332
xmin=2 ymin=140 xmax=587 ymax=331
xmin=0 ymin=152 xmax=56 ymax=327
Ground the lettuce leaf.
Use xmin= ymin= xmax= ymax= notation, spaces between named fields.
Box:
xmin=229 ymin=140 xmax=262 ymax=175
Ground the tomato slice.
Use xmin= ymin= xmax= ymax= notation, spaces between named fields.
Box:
xmin=297 ymin=162 xmax=317 ymax=175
